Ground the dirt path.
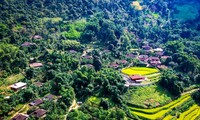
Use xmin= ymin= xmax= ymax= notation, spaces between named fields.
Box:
xmin=64 ymin=100 xmax=79 ymax=120
xmin=181 ymin=88 xmax=199 ymax=96
xmin=11 ymin=104 xmax=28 ymax=119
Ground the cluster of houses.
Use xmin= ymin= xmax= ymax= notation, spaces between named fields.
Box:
xmin=9 ymin=80 xmax=54 ymax=120
xmin=11 ymin=89 xmax=55 ymax=120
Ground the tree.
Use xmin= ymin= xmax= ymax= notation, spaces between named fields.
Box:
xmin=192 ymin=90 xmax=200 ymax=104
xmin=26 ymin=68 xmax=34 ymax=79
xmin=165 ymin=41 xmax=185 ymax=54
xmin=93 ymin=56 xmax=102 ymax=71
xmin=59 ymin=86 xmax=75 ymax=106
xmin=21 ymin=88 xmax=35 ymax=102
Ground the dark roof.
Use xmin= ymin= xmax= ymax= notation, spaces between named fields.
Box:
xmin=83 ymin=55 xmax=92 ymax=59
xmin=21 ymin=42 xmax=35 ymax=47
xmin=43 ymin=94 xmax=54 ymax=101
xmin=34 ymin=82 xmax=43 ymax=87
xmin=11 ymin=114 xmax=28 ymax=120
xmin=126 ymin=53 xmax=136 ymax=58
xmin=29 ymin=99 xmax=43 ymax=106
xmin=69 ymin=50 xmax=77 ymax=53
xmin=142 ymin=45 xmax=151 ymax=50
xmin=31 ymin=109 xmax=47 ymax=118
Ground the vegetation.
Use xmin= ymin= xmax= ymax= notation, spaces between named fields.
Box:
xmin=0 ymin=0 xmax=199 ymax=119
xmin=124 ymin=84 xmax=173 ymax=108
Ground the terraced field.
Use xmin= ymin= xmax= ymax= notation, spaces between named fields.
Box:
xmin=121 ymin=67 xmax=159 ymax=76
xmin=128 ymin=94 xmax=198 ymax=120
xmin=177 ymin=104 xmax=200 ymax=120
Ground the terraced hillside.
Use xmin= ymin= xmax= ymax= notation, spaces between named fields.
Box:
xmin=128 ymin=93 xmax=200 ymax=120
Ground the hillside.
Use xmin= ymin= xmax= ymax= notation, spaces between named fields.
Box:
xmin=0 ymin=0 xmax=200 ymax=120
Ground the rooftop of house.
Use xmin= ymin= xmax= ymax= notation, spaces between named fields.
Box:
xmin=43 ymin=94 xmax=54 ymax=101
xmin=126 ymin=53 xmax=136 ymax=58
xmin=83 ymin=55 xmax=93 ymax=59
xmin=21 ymin=42 xmax=35 ymax=47
xmin=138 ymin=55 xmax=149 ymax=61
xmin=161 ymin=56 xmax=170 ymax=59
xmin=149 ymin=57 xmax=160 ymax=61
xmin=85 ymin=64 xmax=94 ymax=68
xmin=155 ymin=51 xmax=164 ymax=56
xmin=33 ymin=35 xmax=42 ymax=39
xmin=154 ymin=48 xmax=163 ymax=52
xmin=29 ymin=99 xmax=43 ymax=106
xmin=157 ymin=65 xmax=168 ymax=69
xmin=142 ymin=45 xmax=152 ymax=50
xmin=118 ymin=60 xmax=128 ymax=64
xmin=110 ymin=63 xmax=119 ymax=68
xmin=34 ymin=82 xmax=43 ymax=87
xmin=30 ymin=62 xmax=43 ymax=68
xmin=10 ymin=82 xmax=27 ymax=89
xmin=69 ymin=50 xmax=77 ymax=53
xmin=130 ymin=75 xmax=146 ymax=81
xmin=31 ymin=109 xmax=47 ymax=118
xmin=11 ymin=113 xmax=29 ymax=120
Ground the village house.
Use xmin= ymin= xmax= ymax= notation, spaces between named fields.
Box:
xmin=142 ymin=45 xmax=152 ymax=51
xmin=69 ymin=50 xmax=77 ymax=54
xmin=43 ymin=94 xmax=54 ymax=101
xmin=110 ymin=63 xmax=119 ymax=69
xmin=126 ymin=53 xmax=136 ymax=58
xmin=138 ymin=55 xmax=149 ymax=62
xmin=130 ymin=74 xmax=146 ymax=83
xmin=161 ymin=56 xmax=170 ymax=59
xmin=118 ymin=60 xmax=128 ymax=65
xmin=31 ymin=109 xmax=47 ymax=118
xmin=154 ymin=48 xmax=163 ymax=52
xmin=33 ymin=35 xmax=42 ymax=39
xmin=149 ymin=57 xmax=161 ymax=66
xmin=21 ymin=42 xmax=35 ymax=47
xmin=29 ymin=99 xmax=43 ymax=106
xmin=157 ymin=65 xmax=168 ymax=69
xmin=34 ymin=82 xmax=43 ymax=87
xmin=11 ymin=113 xmax=29 ymax=120
xmin=83 ymin=55 xmax=93 ymax=59
xmin=29 ymin=62 xmax=43 ymax=68
xmin=10 ymin=82 xmax=27 ymax=91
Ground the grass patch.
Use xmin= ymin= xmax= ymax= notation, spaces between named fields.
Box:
xmin=0 ymin=73 xmax=24 ymax=96
xmin=88 ymin=96 xmax=101 ymax=105
xmin=61 ymin=19 xmax=87 ymax=39
xmin=124 ymin=84 xmax=173 ymax=108
xmin=121 ymin=67 xmax=159 ymax=76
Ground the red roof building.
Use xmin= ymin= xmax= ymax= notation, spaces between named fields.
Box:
xmin=30 ymin=63 xmax=43 ymax=68
xmin=130 ymin=75 xmax=146 ymax=83
xmin=110 ymin=63 xmax=119 ymax=69
xmin=118 ymin=60 xmax=128 ymax=64
xmin=138 ymin=55 xmax=149 ymax=62
xmin=11 ymin=114 xmax=29 ymax=120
